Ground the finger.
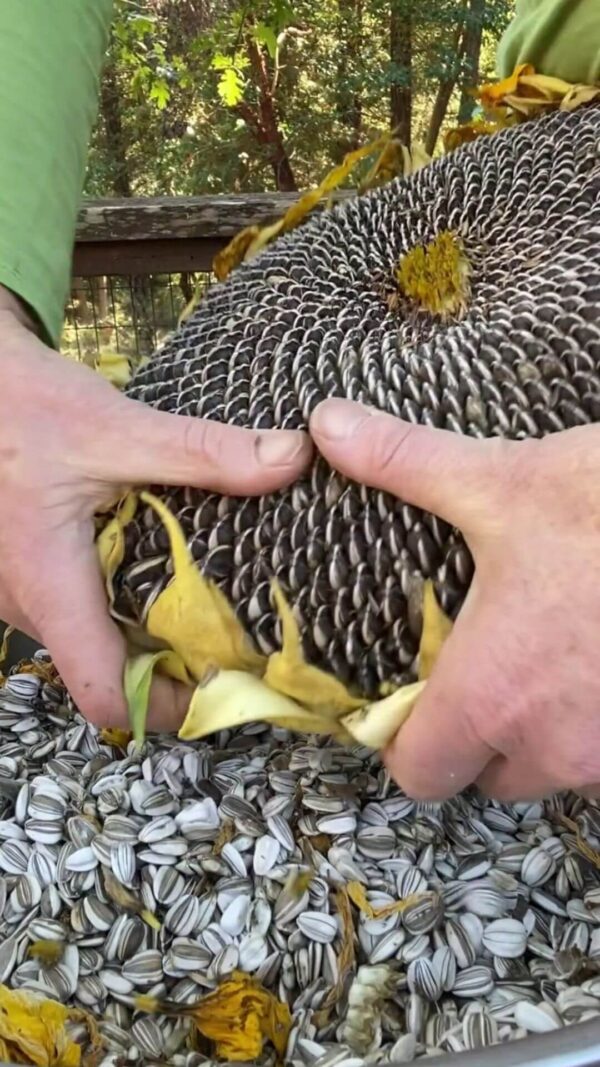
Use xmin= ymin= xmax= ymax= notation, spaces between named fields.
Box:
xmin=23 ymin=522 xmax=128 ymax=726
xmin=476 ymin=754 xmax=558 ymax=803
xmin=383 ymin=592 xmax=496 ymax=800
xmin=146 ymin=673 xmax=194 ymax=734
xmin=310 ymin=398 xmax=511 ymax=535
xmin=97 ymin=398 xmax=313 ymax=496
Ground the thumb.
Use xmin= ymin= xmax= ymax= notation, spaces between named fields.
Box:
xmin=96 ymin=396 xmax=313 ymax=497
xmin=310 ymin=398 xmax=511 ymax=536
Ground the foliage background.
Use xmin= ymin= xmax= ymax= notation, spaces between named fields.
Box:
xmin=85 ymin=0 xmax=514 ymax=199
xmin=65 ymin=0 xmax=514 ymax=362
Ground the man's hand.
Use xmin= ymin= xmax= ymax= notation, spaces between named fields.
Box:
xmin=0 ymin=291 xmax=311 ymax=730
xmin=311 ymin=397 xmax=600 ymax=802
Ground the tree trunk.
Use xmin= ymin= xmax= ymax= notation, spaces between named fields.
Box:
xmin=100 ymin=60 xmax=132 ymax=198
xmin=389 ymin=0 xmax=412 ymax=146
xmin=238 ymin=35 xmax=297 ymax=192
xmin=334 ymin=0 xmax=363 ymax=160
xmin=425 ymin=15 xmax=467 ymax=155
xmin=458 ymin=0 xmax=485 ymax=123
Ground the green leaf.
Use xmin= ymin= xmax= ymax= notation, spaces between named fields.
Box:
xmin=254 ymin=22 xmax=278 ymax=59
xmin=150 ymin=79 xmax=171 ymax=110
xmin=211 ymin=52 xmax=231 ymax=71
xmin=217 ymin=67 xmax=245 ymax=107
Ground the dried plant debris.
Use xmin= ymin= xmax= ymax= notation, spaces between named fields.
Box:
xmin=445 ymin=64 xmax=600 ymax=152
xmin=396 ymin=231 xmax=471 ymax=319
xmin=212 ymin=131 xmax=423 ymax=284
xmin=0 ymin=654 xmax=598 ymax=1065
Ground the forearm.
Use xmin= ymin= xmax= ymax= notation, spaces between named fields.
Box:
xmin=0 ymin=1 xmax=114 ymax=349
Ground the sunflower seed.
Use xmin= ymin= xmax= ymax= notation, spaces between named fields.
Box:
xmin=297 ymin=912 xmax=338 ymax=944
xmin=482 ymin=919 xmax=528 ymax=959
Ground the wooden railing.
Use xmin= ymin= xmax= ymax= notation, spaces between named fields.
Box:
xmin=73 ymin=191 xmax=353 ymax=277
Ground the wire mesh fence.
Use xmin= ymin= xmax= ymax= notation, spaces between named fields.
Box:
xmin=62 ymin=269 xmax=214 ymax=367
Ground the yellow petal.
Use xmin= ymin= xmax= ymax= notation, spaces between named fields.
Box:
xmin=216 ymin=134 xmax=394 ymax=278
xmin=418 ymin=581 xmax=453 ymax=681
xmin=102 ymin=868 xmax=161 ymax=930
xmin=136 ymin=973 xmax=292 ymax=1062
xmin=265 ymin=579 xmax=365 ymax=714
xmin=519 ymin=73 xmax=575 ymax=99
xmin=0 ymin=986 xmax=81 ymax=1067
xmin=178 ymin=669 xmax=351 ymax=743
xmin=341 ymin=682 xmax=425 ymax=748
xmin=96 ymin=493 xmax=138 ymax=604
xmin=213 ymin=225 xmax=262 ymax=281
xmin=141 ymin=492 xmax=265 ymax=679
xmin=28 ymin=940 xmax=65 ymax=966
xmin=477 ymin=63 xmax=534 ymax=108
xmin=95 ymin=349 xmax=132 ymax=389
xmin=125 ymin=650 xmax=192 ymax=748
xmin=560 ymin=84 xmax=600 ymax=112
xmin=244 ymin=218 xmax=287 ymax=261
xmin=346 ymin=880 xmax=428 ymax=919
xmin=99 ymin=726 xmax=132 ymax=750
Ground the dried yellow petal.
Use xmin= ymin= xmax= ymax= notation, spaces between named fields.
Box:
xmin=265 ymin=579 xmax=365 ymax=716
xmin=99 ymin=727 xmax=132 ymax=750
xmin=141 ymin=492 xmax=265 ymax=679
xmin=341 ymin=682 xmax=425 ymax=749
xmin=0 ymin=627 xmax=14 ymax=674
xmin=561 ymin=84 xmax=600 ymax=112
xmin=0 ymin=985 xmax=82 ymax=1067
xmin=213 ymin=225 xmax=261 ymax=281
xmin=95 ymin=349 xmax=131 ymax=389
xmin=103 ymin=868 xmax=161 ymax=930
xmin=214 ymin=133 xmax=394 ymax=280
xmin=178 ymin=668 xmax=350 ymax=743
xmin=418 ymin=582 xmax=453 ymax=681
xmin=477 ymin=63 xmax=534 ymax=109
xmin=346 ymin=881 xmax=428 ymax=919
xmin=136 ymin=972 xmax=292 ymax=1062
xmin=96 ymin=493 xmax=138 ymax=605
xmin=477 ymin=64 xmax=600 ymax=122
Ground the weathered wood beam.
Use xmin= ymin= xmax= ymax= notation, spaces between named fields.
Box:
xmin=75 ymin=191 xmax=353 ymax=244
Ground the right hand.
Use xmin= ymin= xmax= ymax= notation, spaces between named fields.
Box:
xmin=0 ymin=286 xmax=312 ymax=730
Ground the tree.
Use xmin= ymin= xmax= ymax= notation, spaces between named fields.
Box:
xmin=389 ymin=0 xmax=412 ymax=145
xmin=84 ymin=0 xmax=513 ymax=197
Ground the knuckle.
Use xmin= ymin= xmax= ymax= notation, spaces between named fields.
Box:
xmin=182 ymin=418 xmax=209 ymax=462
xmin=367 ymin=418 xmax=414 ymax=479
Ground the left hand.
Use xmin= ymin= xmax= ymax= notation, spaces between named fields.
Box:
xmin=311 ymin=397 xmax=600 ymax=802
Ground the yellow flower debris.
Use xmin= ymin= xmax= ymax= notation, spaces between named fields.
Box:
xmin=136 ymin=972 xmax=292 ymax=1062
xmin=396 ymin=230 xmax=471 ymax=319
xmin=0 ymin=986 xmax=84 ymax=1067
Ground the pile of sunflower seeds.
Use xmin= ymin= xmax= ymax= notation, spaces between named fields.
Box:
xmin=1 ymin=653 xmax=600 ymax=1067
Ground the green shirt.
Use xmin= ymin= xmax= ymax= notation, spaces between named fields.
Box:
xmin=0 ymin=1 xmax=113 ymax=347
xmin=497 ymin=0 xmax=600 ymax=85
xmin=0 ymin=0 xmax=597 ymax=350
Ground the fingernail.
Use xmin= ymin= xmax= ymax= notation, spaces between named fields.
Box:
xmin=255 ymin=429 xmax=309 ymax=467
xmin=311 ymin=398 xmax=375 ymax=440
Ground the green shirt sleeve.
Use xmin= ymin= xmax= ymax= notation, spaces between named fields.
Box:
xmin=497 ymin=0 xmax=600 ymax=86
xmin=0 ymin=1 xmax=114 ymax=349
